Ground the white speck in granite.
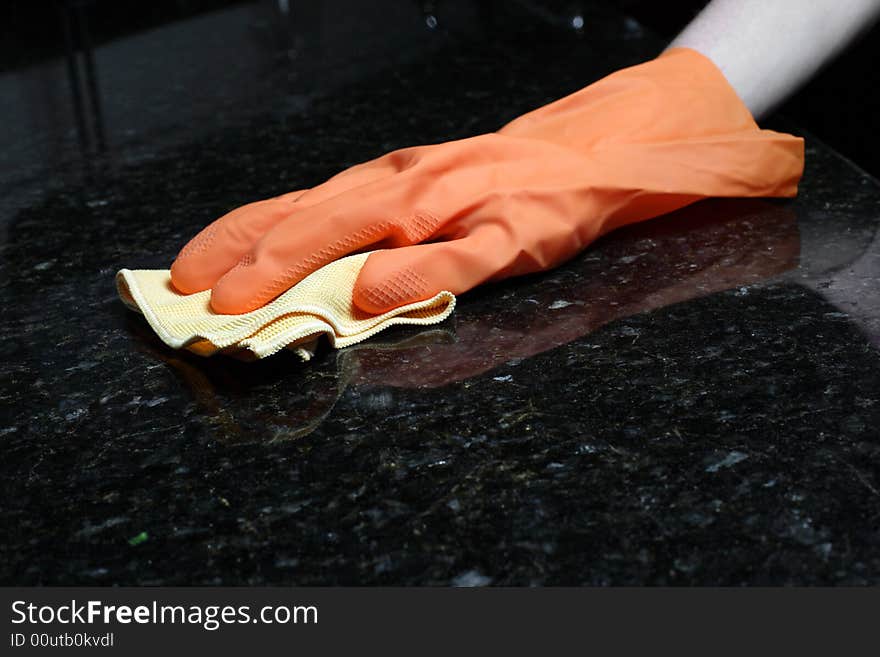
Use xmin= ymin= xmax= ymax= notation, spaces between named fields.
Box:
xmin=706 ymin=451 xmax=749 ymax=473
xmin=452 ymin=570 xmax=492 ymax=587
xmin=64 ymin=408 xmax=86 ymax=422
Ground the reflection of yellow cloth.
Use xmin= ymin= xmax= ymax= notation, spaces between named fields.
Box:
xmin=116 ymin=253 xmax=456 ymax=361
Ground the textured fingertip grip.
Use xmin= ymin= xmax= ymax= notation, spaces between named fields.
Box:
xmin=170 ymin=222 xmax=222 ymax=293
xmin=353 ymin=265 xmax=433 ymax=315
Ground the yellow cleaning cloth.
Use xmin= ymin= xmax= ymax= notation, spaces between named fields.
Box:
xmin=116 ymin=253 xmax=456 ymax=360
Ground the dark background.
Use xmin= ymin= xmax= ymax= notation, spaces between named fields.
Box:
xmin=2 ymin=0 xmax=879 ymax=177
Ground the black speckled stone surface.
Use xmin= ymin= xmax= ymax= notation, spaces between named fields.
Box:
xmin=2 ymin=2 xmax=879 ymax=585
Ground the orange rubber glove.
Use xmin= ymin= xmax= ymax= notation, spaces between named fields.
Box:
xmin=171 ymin=48 xmax=804 ymax=315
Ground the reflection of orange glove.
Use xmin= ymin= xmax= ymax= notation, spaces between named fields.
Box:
xmin=345 ymin=199 xmax=800 ymax=388
xmin=171 ymin=47 xmax=804 ymax=315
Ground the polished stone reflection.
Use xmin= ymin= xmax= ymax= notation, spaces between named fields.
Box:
xmin=344 ymin=199 xmax=801 ymax=389
xmin=123 ymin=198 xmax=801 ymax=436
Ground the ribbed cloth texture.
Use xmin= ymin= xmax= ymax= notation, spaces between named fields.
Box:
xmin=116 ymin=253 xmax=456 ymax=360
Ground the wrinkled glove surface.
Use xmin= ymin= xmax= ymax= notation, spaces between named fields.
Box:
xmin=170 ymin=47 xmax=804 ymax=316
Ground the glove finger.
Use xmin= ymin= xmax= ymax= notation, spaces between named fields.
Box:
xmin=352 ymin=222 xmax=516 ymax=314
xmin=207 ymin=135 xmax=566 ymax=314
xmin=170 ymin=192 xmax=305 ymax=294
xmin=171 ymin=161 xmax=398 ymax=297
xmin=208 ymin=177 xmax=443 ymax=314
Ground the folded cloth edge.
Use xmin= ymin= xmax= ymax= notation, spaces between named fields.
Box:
xmin=116 ymin=255 xmax=456 ymax=360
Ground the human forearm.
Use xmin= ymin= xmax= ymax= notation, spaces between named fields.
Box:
xmin=668 ymin=0 xmax=880 ymax=118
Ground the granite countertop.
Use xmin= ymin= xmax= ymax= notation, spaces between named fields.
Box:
xmin=2 ymin=1 xmax=879 ymax=585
